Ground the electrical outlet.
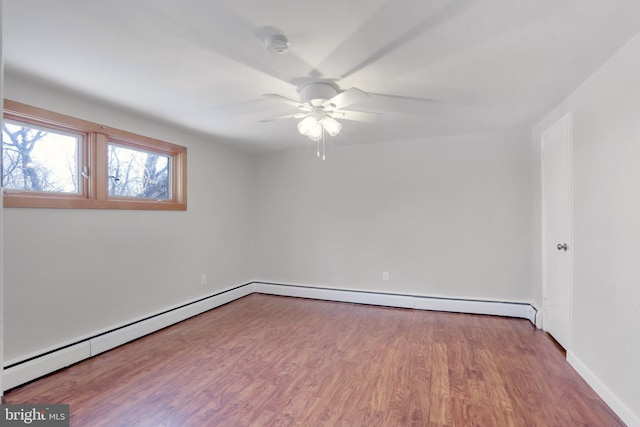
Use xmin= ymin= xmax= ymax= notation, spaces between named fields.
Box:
xmin=201 ymin=274 xmax=207 ymax=286
xmin=382 ymin=271 xmax=390 ymax=282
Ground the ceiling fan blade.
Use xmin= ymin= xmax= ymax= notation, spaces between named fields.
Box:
xmin=330 ymin=110 xmax=380 ymax=122
xmin=259 ymin=112 xmax=309 ymax=123
xmin=323 ymin=87 xmax=370 ymax=110
xmin=369 ymin=92 xmax=441 ymax=104
xmin=263 ymin=94 xmax=311 ymax=110
xmin=336 ymin=0 xmax=475 ymax=79
xmin=365 ymin=92 xmax=451 ymax=115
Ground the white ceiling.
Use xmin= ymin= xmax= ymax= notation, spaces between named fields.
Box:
xmin=4 ymin=0 xmax=640 ymax=153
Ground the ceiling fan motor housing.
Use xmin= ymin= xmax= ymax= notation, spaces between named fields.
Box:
xmin=300 ymin=82 xmax=337 ymax=107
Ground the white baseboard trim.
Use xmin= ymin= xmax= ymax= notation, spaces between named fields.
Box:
xmin=253 ymin=282 xmax=537 ymax=323
xmin=567 ymin=351 xmax=640 ymax=427
xmin=3 ymin=281 xmax=537 ymax=392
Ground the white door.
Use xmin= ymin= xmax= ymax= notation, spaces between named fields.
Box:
xmin=542 ymin=113 xmax=572 ymax=349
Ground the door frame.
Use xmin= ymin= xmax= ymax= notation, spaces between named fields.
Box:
xmin=540 ymin=112 xmax=574 ymax=349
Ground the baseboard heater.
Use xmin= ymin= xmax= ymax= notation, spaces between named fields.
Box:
xmin=253 ymin=282 xmax=536 ymax=324
xmin=3 ymin=282 xmax=537 ymax=391
xmin=3 ymin=284 xmax=255 ymax=391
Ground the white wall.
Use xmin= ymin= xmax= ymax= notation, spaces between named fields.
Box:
xmin=532 ymin=32 xmax=640 ymax=425
xmin=3 ymin=73 xmax=254 ymax=363
xmin=253 ymin=132 xmax=533 ymax=302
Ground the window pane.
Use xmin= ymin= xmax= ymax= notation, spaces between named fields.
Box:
xmin=108 ymin=143 xmax=171 ymax=199
xmin=2 ymin=120 xmax=81 ymax=193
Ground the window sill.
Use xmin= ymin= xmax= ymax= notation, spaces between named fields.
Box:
xmin=3 ymin=193 xmax=187 ymax=211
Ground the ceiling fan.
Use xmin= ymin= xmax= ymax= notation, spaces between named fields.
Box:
xmin=261 ymin=82 xmax=380 ymax=152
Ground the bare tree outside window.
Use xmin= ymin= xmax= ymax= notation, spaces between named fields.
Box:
xmin=2 ymin=121 xmax=80 ymax=193
xmin=108 ymin=143 xmax=170 ymax=199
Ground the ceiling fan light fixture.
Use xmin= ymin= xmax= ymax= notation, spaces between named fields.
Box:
xmin=307 ymin=122 xmax=323 ymax=141
xmin=297 ymin=116 xmax=321 ymax=137
xmin=321 ymin=116 xmax=342 ymax=136
xmin=308 ymin=132 xmax=322 ymax=142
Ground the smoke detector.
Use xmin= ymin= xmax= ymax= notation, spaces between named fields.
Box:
xmin=265 ymin=34 xmax=289 ymax=55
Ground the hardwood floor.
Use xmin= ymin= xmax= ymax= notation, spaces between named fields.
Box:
xmin=5 ymin=294 xmax=623 ymax=426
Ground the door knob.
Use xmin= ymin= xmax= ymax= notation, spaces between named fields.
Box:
xmin=557 ymin=243 xmax=568 ymax=251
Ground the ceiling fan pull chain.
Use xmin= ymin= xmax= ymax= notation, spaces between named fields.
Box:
xmin=322 ymin=129 xmax=326 ymax=161
xmin=317 ymin=136 xmax=320 ymax=158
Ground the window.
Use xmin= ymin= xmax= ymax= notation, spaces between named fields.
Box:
xmin=107 ymin=143 xmax=171 ymax=200
xmin=2 ymin=100 xmax=187 ymax=210
xmin=2 ymin=119 xmax=83 ymax=194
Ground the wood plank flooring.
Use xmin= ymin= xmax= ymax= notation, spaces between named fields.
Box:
xmin=5 ymin=294 xmax=624 ymax=426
